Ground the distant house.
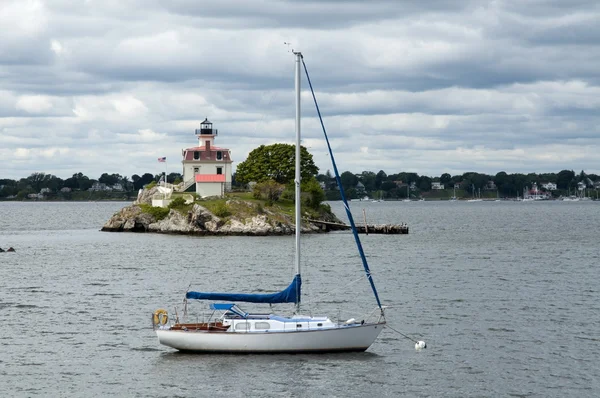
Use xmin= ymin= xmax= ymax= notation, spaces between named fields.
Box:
xmin=486 ymin=180 xmax=496 ymax=190
xmin=112 ymin=183 xmax=124 ymax=191
xmin=577 ymin=181 xmax=586 ymax=191
xmin=431 ymin=182 xmax=444 ymax=190
xmin=594 ymin=181 xmax=600 ymax=189
xmin=89 ymin=182 xmax=112 ymax=191
xmin=355 ymin=181 xmax=365 ymax=194
xmin=40 ymin=188 xmax=51 ymax=194
xmin=61 ymin=187 xmax=72 ymax=193
xmin=541 ymin=182 xmax=557 ymax=191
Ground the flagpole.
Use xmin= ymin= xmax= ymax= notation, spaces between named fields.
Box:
xmin=164 ymin=159 xmax=168 ymax=199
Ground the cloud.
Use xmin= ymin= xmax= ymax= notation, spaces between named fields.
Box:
xmin=1 ymin=0 xmax=600 ymax=180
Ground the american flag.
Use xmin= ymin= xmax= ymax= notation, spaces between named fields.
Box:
xmin=158 ymin=157 xmax=166 ymax=162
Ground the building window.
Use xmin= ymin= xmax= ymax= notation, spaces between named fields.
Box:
xmin=217 ymin=151 xmax=222 ymax=160
xmin=216 ymin=167 xmax=223 ymax=175
xmin=194 ymin=168 xmax=199 ymax=174
xmin=255 ymin=322 xmax=270 ymax=330
xmin=193 ymin=151 xmax=200 ymax=160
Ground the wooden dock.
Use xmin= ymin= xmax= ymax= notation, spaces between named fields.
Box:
xmin=307 ymin=219 xmax=408 ymax=234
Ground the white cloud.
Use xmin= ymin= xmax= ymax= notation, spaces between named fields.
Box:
xmin=15 ymin=95 xmax=54 ymax=114
xmin=116 ymin=129 xmax=166 ymax=143
xmin=0 ymin=0 xmax=47 ymax=37
xmin=50 ymin=39 xmax=65 ymax=55
xmin=1 ymin=0 xmax=600 ymax=180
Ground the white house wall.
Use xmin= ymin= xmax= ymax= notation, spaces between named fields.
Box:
xmin=182 ymin=162 xmax=232 ymax=183
xmin=195 ymin=183 xmax=224 ymax=198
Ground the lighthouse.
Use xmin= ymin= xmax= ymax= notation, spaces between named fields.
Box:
xmin=181 ymin=118 xmax=233 ymax=197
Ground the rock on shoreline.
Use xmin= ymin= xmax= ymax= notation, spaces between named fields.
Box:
xmin=101 ymin=190 xmax=340 ymax=236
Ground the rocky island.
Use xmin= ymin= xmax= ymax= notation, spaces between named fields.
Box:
xmin=101 ymin=186 xmax=343 ymax=236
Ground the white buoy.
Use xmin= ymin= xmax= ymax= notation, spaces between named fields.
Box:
xmin=415 ymin=340 xmax=427 ymax=350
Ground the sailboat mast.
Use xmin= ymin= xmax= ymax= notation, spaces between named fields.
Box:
xmin=294 ymin=51 xmax=302 ymax=313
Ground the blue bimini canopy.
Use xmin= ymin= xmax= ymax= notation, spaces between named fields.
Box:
xmin=210 ymin=303 xmax=248 ymax=318
xmin=186 ymin=274 xmax=301 ymax=304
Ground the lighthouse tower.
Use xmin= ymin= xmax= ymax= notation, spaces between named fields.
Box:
xmin=181 ymin=118 xmax=233 ymax=197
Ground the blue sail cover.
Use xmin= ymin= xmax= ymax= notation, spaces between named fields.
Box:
xmin=186 ymin=274 xmax=301 ymax=304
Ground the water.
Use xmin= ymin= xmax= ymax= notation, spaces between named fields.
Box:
xmin=1 ymin=200 xmax=599 ymax=397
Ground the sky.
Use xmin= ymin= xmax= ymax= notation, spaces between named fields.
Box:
xmin=1 ymin=0 xmax=599 ymax=180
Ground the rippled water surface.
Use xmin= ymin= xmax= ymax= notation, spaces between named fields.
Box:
xmin=1 ymin=200 xmax=599 ymax=397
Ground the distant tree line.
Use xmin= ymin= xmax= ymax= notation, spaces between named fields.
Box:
xmin=0 ymin=172 xmax=183 ymax=200
xmin=315 ymin=169 xmax=599 ymax=200
xmin=1 ymin=167 xmax=598 ymax=201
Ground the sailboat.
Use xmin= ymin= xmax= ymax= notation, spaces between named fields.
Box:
xmin=466 ymin=184 xmax=482 ymax=202
xmin=403 ymin=185 xmax=411 ymax=202
xmin=153 ymin=52 xmax=386 ymax=353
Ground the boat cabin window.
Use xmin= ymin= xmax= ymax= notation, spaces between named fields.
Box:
xmin=254 ymin=322 xmax=270 ymax=330
xmin=317 ymin=323 xmax=323 ymax=327
xmin=194 ymin=151 xmax=200 ymax=160
xmin=235 ymin=322 xmax=250 ymax=331
xmin=296 ymin=324 xmax=302 ymax=328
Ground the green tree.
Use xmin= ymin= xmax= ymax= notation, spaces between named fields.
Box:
xmin=512 ymin=173 xmax=527 ymax=196
xmin=167 ymin=172 xmax=182 ymax=184
xmin=64 ymin=172 xmax=92 ymax=191
xmin=25 ymin=172 xmax=51 ymax=192
xmin=381 ymin=180 xmax=397 ymax=192
xmin=133 ymin=173 xmax=154 ymax=190
xmin=302 ymin=177 xmax=326 ymax=210
xmin=375 ymin=170 xmax=387 ymax=189
xmin=0 ymin=179 xmax=17 ymax=198
xmin=253 ymin=180 xmax=285 ymax=205
xmin=556 ymin=170 xmax=575 ymax=190
xmin=494 ymin=171 xmax=511 ymax=195
xmin=440 ymin=173 xmax=451 ymax=185
xmin=418 ymin=176 xmax=432 ymax=191
xmin=99 ymin=173 xmax=121 ymax=186
xmin=235 ymin=144 xmax=318 ymax=185
xmin=360 ymin=171 xmax=376 ymax=192
xmin=47 ymin=176 xmax=63 ymax=192
xmin=340 ymin=171 xmax=358 ymax=191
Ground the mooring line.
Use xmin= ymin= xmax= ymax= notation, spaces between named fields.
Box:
xmin=385 ymin=324 xmax=419 ymax=343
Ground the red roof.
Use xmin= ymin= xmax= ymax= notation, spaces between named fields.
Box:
xmin=185 ymin=146 xmax=228 ymax=151
xmin=195 ymin=174 xmax=226 ymax=182
xmin=183 ymin=147 xmax=232 ymax=162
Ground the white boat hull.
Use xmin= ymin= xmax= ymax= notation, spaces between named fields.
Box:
xmin=156 ymin=323 xmax=384 ymax=353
